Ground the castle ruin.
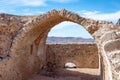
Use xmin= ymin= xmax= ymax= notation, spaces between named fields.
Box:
xmin=0 ymin=9 xmax=120 ymax=80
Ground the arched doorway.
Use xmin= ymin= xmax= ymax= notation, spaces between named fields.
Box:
xmin=43 ymin=21 xmax=100 ymax=80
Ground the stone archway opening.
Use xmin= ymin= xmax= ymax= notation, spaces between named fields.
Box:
xmin=36 ymin=21 xmax=101 ymax=80
xmin=65 ymin=62 xmax=77 ymax=68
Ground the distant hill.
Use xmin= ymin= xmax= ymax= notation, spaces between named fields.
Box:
xmin=46 ymin=37 xmax=95 ymax=44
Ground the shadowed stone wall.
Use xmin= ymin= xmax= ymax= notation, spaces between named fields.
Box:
xmin=46 ymin=43 xmax=99 ymax=68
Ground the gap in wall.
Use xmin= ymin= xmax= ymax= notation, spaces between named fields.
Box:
xmin=28 ymin=21 xmax=101 ymax=80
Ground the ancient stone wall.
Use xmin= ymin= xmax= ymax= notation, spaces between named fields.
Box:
xmin=0 ymin=9 xmax=120 ymax=80
xmin=46 ymin=43 xmax=99 ymax=68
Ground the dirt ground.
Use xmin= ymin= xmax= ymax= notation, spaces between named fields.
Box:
xmin=27 ymin=68 xmax=100 ymax=80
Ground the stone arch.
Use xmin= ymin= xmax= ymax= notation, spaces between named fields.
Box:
xmin=10 ymin=9 xmax=103 ymax=58
xmin=0 ymin=9 xmax=119 ymax=80
xmin=10 ymin=9 xmax=110 ymax=80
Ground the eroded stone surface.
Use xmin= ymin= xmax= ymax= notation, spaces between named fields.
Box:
xmin=0 ymin=9 xmax=120 ymax=80
xmin=46 ymin=44 xmax=98 ymax=68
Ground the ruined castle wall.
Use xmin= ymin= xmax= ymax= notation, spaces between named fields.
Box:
xmin=0 ymin=9 xmax=120 ymax=80
xmin=0 ymin=41 xmax=46 ymax=80
xmin=46 ymin=43 xmax=99 ymax=68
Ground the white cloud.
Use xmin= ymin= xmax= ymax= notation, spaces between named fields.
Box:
xmin=19 ymin=9 xmax=45 ymax=15
xmin=0 ymin=8 xmax=44 ymax=15
xmin=48 ymin=0 xmax=77 ymax=3
xmin=0 ymin=10 xmax=6 ymax=13
xmin=77 ymin=10 xmax=120 ymax=23
xmin=48 ymin=21 xmax=93 ymax=38
xmin=8 ymin=0 xmax=46 ymax=6
xmin=0 ymin=0 xmax=76 ymax=7
xmin=21 ymin=0 xmax=46 ymax=6
xmin=52 ymin=21 xmax=79 ymax=30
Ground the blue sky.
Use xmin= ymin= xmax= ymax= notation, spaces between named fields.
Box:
xmin=0 ymin=0 xmax=120 ymax=38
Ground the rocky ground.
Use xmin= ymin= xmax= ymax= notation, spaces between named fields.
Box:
xmin=27 ymin=68 xmax=100 ymax=80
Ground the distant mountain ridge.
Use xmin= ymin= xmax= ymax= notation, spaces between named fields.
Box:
xmin=46 ymin=37 xmax=94 ymax=44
